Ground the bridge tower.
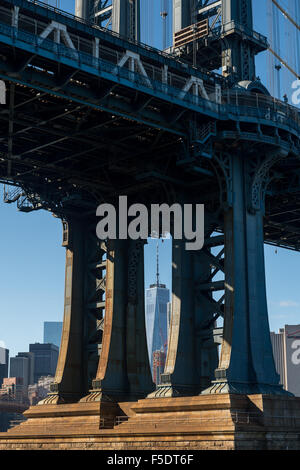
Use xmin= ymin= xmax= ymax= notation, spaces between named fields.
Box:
xmin=150 ymin=0 xmax=285 ymax=399
xmin=75 ymin=0 xmax=140 ymax=41
xmin=173 ymin=0 xmax=268 ymax=82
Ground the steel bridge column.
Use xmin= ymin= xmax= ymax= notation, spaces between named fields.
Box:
xmin=149 ymin=238 xmax=198 ymax=397
xmin=204 ymin=154 xmax=288 ymax=395
xmin=149 ymin=228 xmax=219 ymax=398
xmin=39 ymin=218 xmax=88 ymax=404
xmin=75 ymin=0 xmax=92 ymax=21
xmin=173 ymin=0 xmax=193 ymax=35
xmin=221 ymin=0 xmax=256 ymax=81
xmin=126 ymin=240 xmax=154 ymax=396
xmin=112 ymin=0 xmax=140 ymax=42
xmin=75 ymin=0 xmax=140 ymax=41
xmin=193 ymin=244 xmax=220 ymax=391
xmin=81 ymin=228 xmax=106 ymax=393
xmin=85 ymin=239 xmax=153 ymax=402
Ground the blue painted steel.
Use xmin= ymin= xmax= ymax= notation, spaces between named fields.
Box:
xmin=1 ymin=0 xmax=224 ymax=85
xmin=206 ymin=154 xmax=290 ymax=395
xmin=0 ymin=0 xmax=299 ymax=401
xmin=0 ymin=20 xmax=299 ymax=136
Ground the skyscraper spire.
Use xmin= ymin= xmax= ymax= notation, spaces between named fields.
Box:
xmin=156 ymin=241 xmax=160 ymax=286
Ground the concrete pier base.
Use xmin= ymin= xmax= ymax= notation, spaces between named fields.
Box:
xmin=0 ymin=394 xmax=300 ymax=450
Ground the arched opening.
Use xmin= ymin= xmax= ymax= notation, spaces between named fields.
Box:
xmin=0 ymin=189 xmax=65 ymax=428
xmin=144 ymin=236 xmax=172 ymax=385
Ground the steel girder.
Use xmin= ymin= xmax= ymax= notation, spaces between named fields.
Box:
xmin=151 ymin=220 xmax=224 ymax=398
xmin=42 ymin=224 xmax=154 ymax=405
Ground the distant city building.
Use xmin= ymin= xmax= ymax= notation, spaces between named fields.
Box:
xmin=16 ymin=352 xmax=35 ymax=385
xmin=0 ymin=347 xmax=9 ymax=387
xmin=0 ymin=377 xmax=26 ymax=403
xmin=10 ymin=356 xmax=29 ymax=388
xmin=9 ymin=352 xmax=35 ymax=389
xmin=270 ymin=331 xmax=285 ymax=387
xmin=152 ymin=350 xmax=166 ymax=385
xmin=0 ymin=412 xmax=26 ymax=433
xmin=145 ymin=243 xmax=169 ymax=377
xmin=27 ymin=384 xmax=39 ymax=406
xmin=271 ymin=325 xmax=300 ymax=397
xmin=43 ymin=322 xmax=63 ymax=348
xmin=28 ymin=375 xmax=54 ymax=406
xmin=29 ymin=343 xmax=59 ymax=383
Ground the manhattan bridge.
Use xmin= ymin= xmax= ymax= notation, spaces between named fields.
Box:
xmin=0 ymin=0 xmax=300 ymax=450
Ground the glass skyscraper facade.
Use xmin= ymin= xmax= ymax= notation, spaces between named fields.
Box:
xmin=0 ymin=347 xmax=9 ymax=388
xmin=9 ymin=352 xmax=35 ymax=387
xmin=43 ymin=322 xmax=63 ymax=348
xmin=29 ymin=343 xmax=59 ymax=383
xmin=145 ymin=242 xmax=171 ymax=384
xmin=145 ymin=284 xmax=170 ymax=381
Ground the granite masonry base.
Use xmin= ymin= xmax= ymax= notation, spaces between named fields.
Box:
xmin=0 ymin=394 xmax=300 ymax=450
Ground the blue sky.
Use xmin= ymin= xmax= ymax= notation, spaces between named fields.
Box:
xmin=0 ymin=0 xmax=299 ymax=357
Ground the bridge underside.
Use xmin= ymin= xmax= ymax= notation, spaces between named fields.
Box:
xmin=0 ymin=0 xmax=298 ymax=250
xmin=0 ymin=78 xmax=300 ymax=250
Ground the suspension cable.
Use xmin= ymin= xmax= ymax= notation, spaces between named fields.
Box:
xmin=268 ymin=46 xmax=300 ymax=79
xmin=268 ymin=0 xmax=300 ymax=81
xmin=271 ymin=0 xmax=300 ymax=31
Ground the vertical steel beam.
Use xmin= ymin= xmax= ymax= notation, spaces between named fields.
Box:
xmin=173 ymin=0 xmax=193 ymax=34
xmin=160 ymin=238 xmax=199 ymax=396
xmin=221 ymin=0 xmax=256 ymax=81
xmin=149 ymin=222 xmax=219 ymax=398
xmin=82 ymin=231 xmax=106 ymax=392
xmin=39 ymin=219 xmax=105 ymax=404
xmin=92 ymin=239 xmax=129 ymax=397
xmin=222 ymin=0 xmax=253 ymax=29
xmin=41 ymin=228 xmax=152 ymax=405
xmin=75 ymin=0 xmax=140 ymax=40
xmin=112 ymin=0 xmax=140 ymax=41
xmin=203 ymin=154 xmax=289 ymax=395
xmin=40 ymin=218 xmax=87 ymax=403
xmin=192 ymin=245 xmax=220 ymax=390
xmin=126 ymin=240 xmax=153 ymax=395
xmin=86 ymin=239 xmax=153 ymax=401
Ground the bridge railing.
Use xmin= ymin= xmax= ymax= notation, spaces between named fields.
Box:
xmin=0 ymin=20 xmax=299 ymax=135
xmin=0 ymin=21 xmax=219 ymax=105
xmin=222 ymin=90 xmax=300 ymax=132
xmin=24 ymin=0 xmax=222 ymax=83
xmin=220 ymin=21 xmax=268 ymax=47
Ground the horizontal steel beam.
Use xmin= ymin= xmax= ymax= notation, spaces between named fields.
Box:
xmin=95 ymin=5 xmax=113 ymax=18
xmin=198 ymin=0 xmax=221 ymax=15
xmin=197 ymin=280 xmax=225 ymax=292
